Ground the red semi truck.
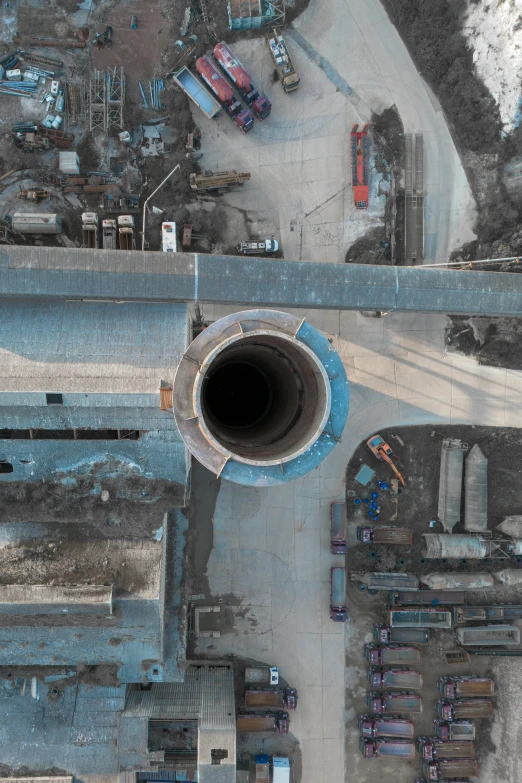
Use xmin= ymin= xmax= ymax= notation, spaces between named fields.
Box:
xmin=437 ymin=676 xmax=494 ymax=699
xmin=367 ymin=667 xmax=423 ymax=690
xmin=364 ymin=644 xmax=421 ymax=666
xmin=417 ymin=737 xmax=476 ymax=761
xmin=213 ymin=41 xmax=271 ymax=119
xmin=435 ymin=699 xmax=493 ymax=721
xmin=195 ymin=55 xmax=254 ymax=133
xmin=360 ymin=738 xmax=415 ymax=759
xmin=366 ymin=691 xmax=422 ymax=714
xmin=358 ymin=715 xmax=415 ymax=739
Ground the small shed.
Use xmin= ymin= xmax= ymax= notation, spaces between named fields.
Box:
xmin=59 ymin=151 xmax=80 ymax=174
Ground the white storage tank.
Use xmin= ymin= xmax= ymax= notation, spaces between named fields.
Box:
xmin=273 ymin=757 xmax=290 ymax=783
xmin=12 ymin=213 xmax=62 ymax=235
xmin=59 ymin=151 xmax=80 ymax=175
xmin=162 ymin=222 xmax=177 ymax=252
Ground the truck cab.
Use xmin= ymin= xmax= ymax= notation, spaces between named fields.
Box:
xmin=284 ymin=688 xmax=297 ymax=709
xmin=275 ymin=711 xmax=289 ymax=734
xmin=252 ymin=95 xmax=271 ymax=119
xmin=233 ymin=108 xmax=254 ymax=133
xmin=373 ymin=623 xmax=390 ymax=644
xmin=357 ymin=526 xmax=373 ymax=544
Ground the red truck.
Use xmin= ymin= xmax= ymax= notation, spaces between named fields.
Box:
xmin=244 ymin=688 xmax=297 ymax=710
xmin=357 ymin=526 xmax=412 ymax=545
xmin=417 ymin=737 xmax=476 ymax=761
xmin=351 ymin=123 xmax=369 ymax=208
xmin=364 ymin=644 xmax=421 ymax=666
xmin=330 ymin=566 xmax=347 ymax=622
xmin=437 ymin=676 xmax=494 ymax=699
xmin=434 ymin=720 xmax=475 ymax=742
xmin=213 ymin=41 xmax=271 ymax=119
xmin=358 ymin=715 xmax=414 ymax=740
xmin=360 ymin=738 xmax=415 ymax=759
xmin=435 ymin=699 xmax=493 ymax=721
xmin=366 ymin=691 xmax=422 ymax=714
xmin=373 ymin=623 xmax=429 ymax=645
xmin=422 ymin=759 xmax=479 ymax=782
xmin=330 ymin=501 xmax=348 ymax=554
xmin=236 ymin=711 xmax=288 ymax=733
xmin=367 ymin=667 xmax=423 ymax=690
xmin=195 ymin=55 xmax=253 ymax=133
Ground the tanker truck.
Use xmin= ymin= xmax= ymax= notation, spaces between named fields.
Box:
xmin=213 ymin=41 xmax=271 ymax=119
xmin=195 ymin=55 xmax=253 ymax=133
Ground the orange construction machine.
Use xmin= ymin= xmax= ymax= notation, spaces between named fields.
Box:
xmin=351 ymin=123 xmax=369 ymax=209
xmin=367 ymin=434 xmax=406 ymax=487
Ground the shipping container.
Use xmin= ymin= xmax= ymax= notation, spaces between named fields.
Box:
xmin=272 ymin=756 xmax=290 ymax=783
xmin=456 ymin=624 xmax=521 ymax=646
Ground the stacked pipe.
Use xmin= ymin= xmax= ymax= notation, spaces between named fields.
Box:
xmin=0 ymin=80 xmax=38 ymax=97
xmin=137 ymin=79 xmax=165 ymax=110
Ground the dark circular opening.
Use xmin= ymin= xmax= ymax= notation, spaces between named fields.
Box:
xmin=203 ymin=361 xmax=272 ymax=429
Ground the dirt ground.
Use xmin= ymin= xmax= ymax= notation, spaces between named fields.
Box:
xmin=345 ymin=424 xmax=522 ymax=783
xmin=447 ymin=315 xmax=522 ymax=371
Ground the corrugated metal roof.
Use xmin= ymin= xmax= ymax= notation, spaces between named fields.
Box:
xmin=438 ymin=439 xmax=465 ymax=532
xmin=2 ymin=246 xmax=522 ymax=316
xmin=464 ymin=444 xmax=488 ymax=532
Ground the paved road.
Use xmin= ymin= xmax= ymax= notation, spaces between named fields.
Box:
xmin=196 ymin=304 xmax=517 ymax=783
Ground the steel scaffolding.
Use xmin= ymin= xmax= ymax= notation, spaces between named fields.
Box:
xmin=107 ymin=66 xmax=125 ymax=130
xmin=88 ymin=67 xmax=125 ymax=133
xmin=88 ymin=69 xmax=106 ymax=132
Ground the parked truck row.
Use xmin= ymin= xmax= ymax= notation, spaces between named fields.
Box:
xmin=82 ymin=213 xmax=135 ymax=250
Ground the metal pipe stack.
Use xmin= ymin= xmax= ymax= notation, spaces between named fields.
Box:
xmin=0 ymin=80 xmax=38 ymax=97
xmin=137 ymin=79 xmax=165 ymax=110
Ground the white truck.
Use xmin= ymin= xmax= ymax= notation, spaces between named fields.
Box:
xmin=239 ymin=239 xmax=279 ymax=255
xmin=102 ymin=219 xmax=117 ymax=250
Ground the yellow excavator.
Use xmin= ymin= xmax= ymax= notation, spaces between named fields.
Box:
xmin=366 ymin=434 xmax=406 ymax=487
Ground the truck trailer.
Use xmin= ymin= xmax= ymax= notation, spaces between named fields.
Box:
xmin=435 ymin=699 xmax=493 ymax=721
xmin=361 ymin=572 xmax=419 ymax=592
xmin=172 ymin=66 xmax=221 ymax=120
xmin=392 ymin=590 xmax=465 ymax=606
xmin=330 ymin=501 xmax=348 ymax=554
xmin=456 ymin=624 xmax=521 ymax=646
xmin=367 ymin=667 xmax=423 ymax=690
xmin=373 ymin=624 xmax=430 ymax=645
xmin=417 ymin=738 xmax=476 ymax=761
xmin=351 ymin=123 xmax=369 ymax=208
xmin=433 ymin=720 xmax=475 ymax=742
xmin=244 ymin=688 xmax=297 ymax=710
xmin=236 ymin=711 xmax=288 ymax=734
xmin=118 ymin=215 xmax=134 ymax=250
xmin=213 ymin=41 xmax=271 ymax=119
xmin=81 ymin=211 xmax=98 ymax=248
xmin=437 ymin=676 xmax=494 ymax=699
xmin=388 ymin=608 xmax=452 ymax=629
xmin=422 ymin=759 xmax=479 ymax=782
xmin=102 ymin=218 xmax=117 ymax=249
xmin=195 ymin=55 xmax=253 ymax=132
xmin=245 ymin=666 xmax=279 ymax=685
xmin=357 ymin=526 xmax=412 ymax=545
xmin=364 ymin=644 xmax=421 ymax=666
xmin=265 ymin=28 xmax=299 ymax=92
xmin=366 ymin=691 xmax=422 ymax=714
xmin=330 ymin=566 xmax=347 ymax=622
xmin=358 ymin=715 xmax=415 ymax=740
xmin=360 ymin=738 xmax=415 ymax=759
xmin=453 ymin=605 xmax=522 ymax=624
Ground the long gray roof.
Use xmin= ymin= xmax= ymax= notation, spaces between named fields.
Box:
xmin=2 ymin=246 xmax=522 ymax=314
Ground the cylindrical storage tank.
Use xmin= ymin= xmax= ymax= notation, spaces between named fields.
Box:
xmin=422 ymin=534 xmax=489 ymax=559
xmin=173 ymin=310 xmax=349 ymax=486
xmin=494 ymin=570 xmax=522 ymax=586
xmin=421 ymin=573 xmax=494 ymax=590
xmin=12 ymin=212 xmax=61 ymax=235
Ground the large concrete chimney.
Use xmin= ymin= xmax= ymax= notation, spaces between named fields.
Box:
xmin=173 ymin=310 xmax=349 ymax=486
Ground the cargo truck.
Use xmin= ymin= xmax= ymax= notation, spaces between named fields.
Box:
xmin=437 ymin=676 xmax=494 ymax=699
xmin=81 ymin=211 xmax=98 ymax=248
xmin=456 ymin=624 xmax=521 ymax=646
xmin=213 ymin=41 xmax=271 ymax=119
xmin=360 ymin=572 xmax=419 ymax=592
xmin=358 ymin=715 xmax=415 ymax=740
xmin=195 ymin=55 xmax=253 ymax=133
xmin=330 ymin=566 xmax=347 ymax=622
xmin=245 ymin=688 xmax=297 ymax=710
xmin=422 ymin=759 xmax=479 ymax=782
xmin=417 ymin=738 xmax=476 ymax=761
xmin=364 ymin=644 xmax=421 ymax=666
xmin=366 ymin=691 xmax=423 ymax=714
xmin=238 ymin=239 xmax=279 ymax=255
xmin=236 ymin=711 xmax=288 ymax=733
xmin=118 ymin=215 xmax=135 ymax=250
xmin=330 ymin=501 xmax=348 ymax=554
xmin=172 ymin=66 xmax=221 ymax=120
xmin=388 ymin=608 xmax=452 ymax=629
xmin=374 ymin=624 xmax=430 ymax=645
xmin=435 ymin=699 xmax=493 ymax=721
xmin=453 ymin=605 xmax=522 ymax=624
xmin=433 ymin=720 xmax=475 ymax=742
xmin=245 ymin=666 xmax=279 ymax=685
xmin=360 ymin=738 xmax=415 ymax=759
xmin=265 ymin=28 xmax=299 ymax=93
xmin=367 ymin=668 xmax=423 ymax=690
xmin=392 ymin=590 xmax=465 ymax=606
xmin=102 ymin=218 xmax=117 ymax=250
xmin=357 ymin=526 xmax=412 ymax=545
